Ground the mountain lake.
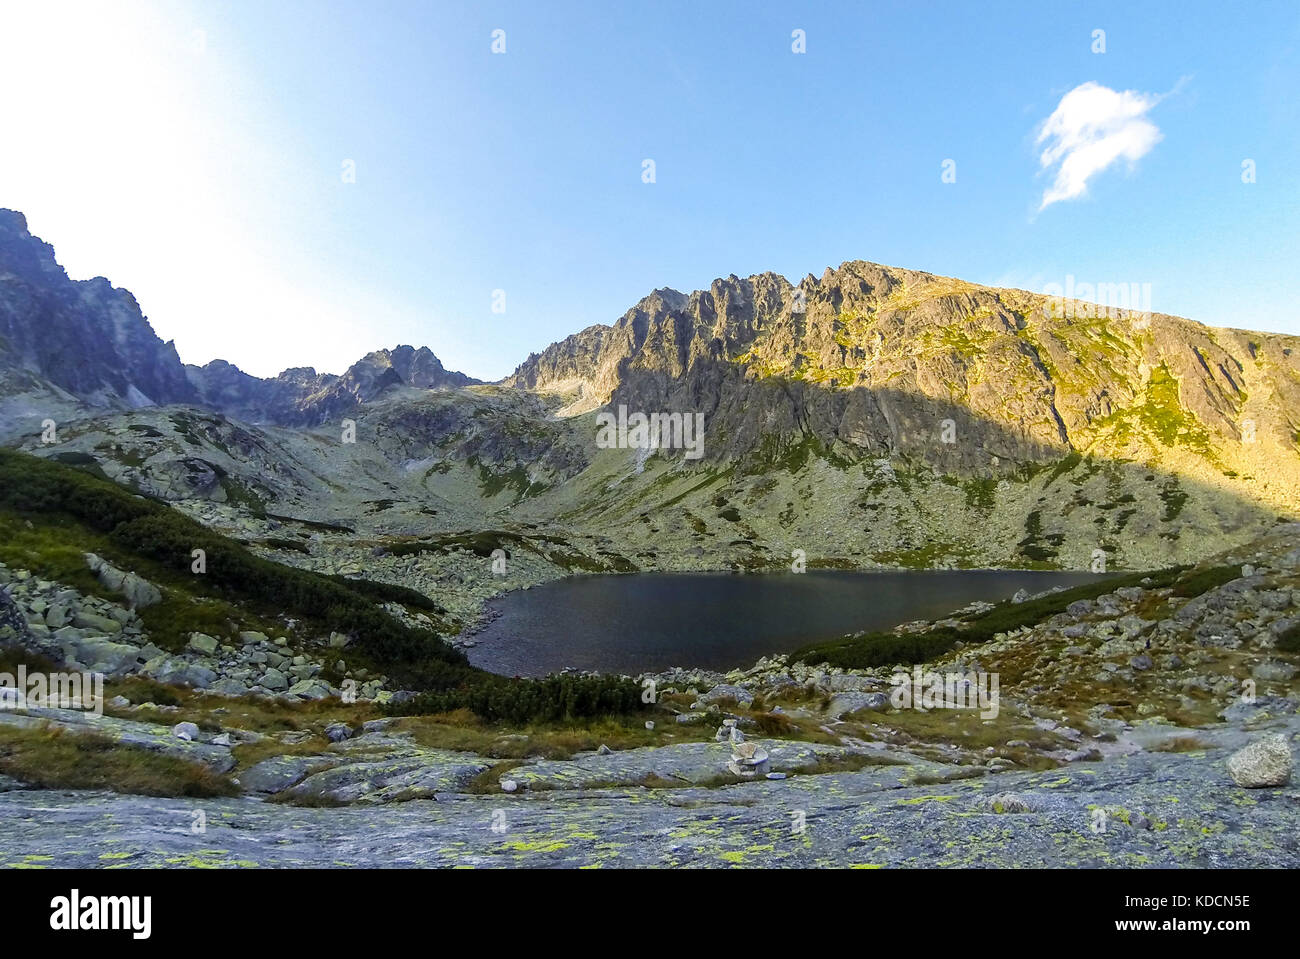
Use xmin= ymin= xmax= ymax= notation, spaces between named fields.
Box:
xmin=465 ymin=569 xmax=1111 ymax=676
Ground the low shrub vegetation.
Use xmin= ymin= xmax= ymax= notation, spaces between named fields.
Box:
xmin=791 ymin=564 xmax=1221 ymax=670
xmin=0 ymin=725 xmax=237 ymax=797
xmin=383 ymin=673 xmax=645 ymax=725
xmin=1169 ymin=564 xmax=1240 ymax=597
xmin=0 ymin=449 xmax=643 ymax=723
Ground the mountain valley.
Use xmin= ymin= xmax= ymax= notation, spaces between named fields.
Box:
xmin=1 ymin=208 xmax=1298 ymax=869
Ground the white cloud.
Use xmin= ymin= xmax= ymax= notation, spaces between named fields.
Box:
xmin=1035 ymin=81 xmax=1164 ymax=210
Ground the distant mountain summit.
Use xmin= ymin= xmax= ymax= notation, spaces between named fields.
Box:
xmin=0 ymin=210 xmax=478 ymax=425
xmin=0 ymin=209 xmax=198 ymax=408
xmin=187 ymin=346 xmax=480 ymax=425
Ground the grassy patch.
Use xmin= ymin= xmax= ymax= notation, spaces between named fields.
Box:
xmin=230 ymin=737 xmax=331 ymax=772
xmin=1017 ymin=510 xmax=1063 ymax=564
xmin=0 ymin=725 xmax=237 ymax=797
xmin=1045 ymin=451 xmax=1084 ymax=487
xmin=1146 ymin=737 xmax=1214 ymax=753
xmin=396 ymin=711 xmax=704 ymax=759
xmin=1160 ymin=481 xmax=1189 ymax=521
xmin=747 ymin=434 xmax=851 ymax=474
xmin=260 ymin=537 xmax=311 ymax=554
xmin=1093 ymin=364 xmax=1213 ymax=457
xmin=465 ymin=760 xmax=525 ymax=793
xmin=963 ymin=478 xmax=997 ymax=511
xmin=470 ymin=459 xmax=549 ymax=500
xmin=655 ymin=467 xmax=732 ymax=510
xmin=904 ymin=767 xmax=987 ymax=786
xmin=0 ymin=510 xmax=273 ymax=653
xmin=108 ymin=677 xmax=184 ymax=708
xmin=381 ymin=668 xmax=648 ymax=726
xmin=0 ymin=647 xmax=61 ymax=678
xmin=265 ymin=513 xmax=354 ymax=534
xmin=385 ymin=529 xmax=635 ymax=575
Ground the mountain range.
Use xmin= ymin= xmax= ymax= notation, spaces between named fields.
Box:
xmin=3 ymin=206 xmax=1299 ymax=573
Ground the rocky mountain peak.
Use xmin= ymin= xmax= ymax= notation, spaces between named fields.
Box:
xmin=0 ymin=208 xmax=198 ymax=409
xmin=183 ymin=345 xmax=480 ymax=426
xmin=504 ymin=258 xmax=1300 ymax=485
xmin=0 ymin=209 xmax=481 ymax=428
xmin=348 ymin=344 xmax=477 ymax=393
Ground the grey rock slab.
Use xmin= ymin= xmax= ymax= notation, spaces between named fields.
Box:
xmin=207 ymin=678 xmax=251 ymax=697
xmin=119 ymin=572 xmax=162 ymax=610
xmin=3 ymin=738 xmax=1300 ymax=866
xmin=238 ymin=755 xmax=337 ymax=795
xmin=286 ymin=679 xmax=334 ymax=700
xmin=259 ymin=668 xmax=289 ymax=691
xmin=186 ymin=633 xmax=219 ymax=655
xmin=697 ymin=684 xmax=754 ymax=708
xmin=503 ymin=740 xmax=877 ymax=791
xmin=288 ymin=748 xmax=492 ymax=804
xmin=71 ymin=610 xmax=122 ymax=634
xmin=149 ymin=661 xmax=216 ymax=689
xmin=64 ymin=637 xmax=141 ymax=675
xmin=826 ymin=691 xmax=889 ymax=719
xmin=1252 ymin=661 xmax=1298 ymax=682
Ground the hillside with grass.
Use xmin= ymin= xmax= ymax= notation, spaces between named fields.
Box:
xmin=0 ymin=448 xmax=643 ymax=723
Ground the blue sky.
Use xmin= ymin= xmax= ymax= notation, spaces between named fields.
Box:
xmin=1 ymin=0 xmax=1297 ymax=380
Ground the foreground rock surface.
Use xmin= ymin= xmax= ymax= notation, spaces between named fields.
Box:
xmin=2 ymin=720 xmax=1298 ymax=868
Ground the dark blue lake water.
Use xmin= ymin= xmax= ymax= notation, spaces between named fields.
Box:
xmin=465 ymin=569 xmax=1108 ymax=677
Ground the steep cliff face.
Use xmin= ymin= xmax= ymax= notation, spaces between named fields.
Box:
xmin=507 ymin=262 xmax=1300 ymax=480
xmin=0 ymin=210 xmax=198 ymax=408
xmin=0 ymin=209 xmax=479 ymax=428
xmin=504 ymin=289 xmax=692 ymax=415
